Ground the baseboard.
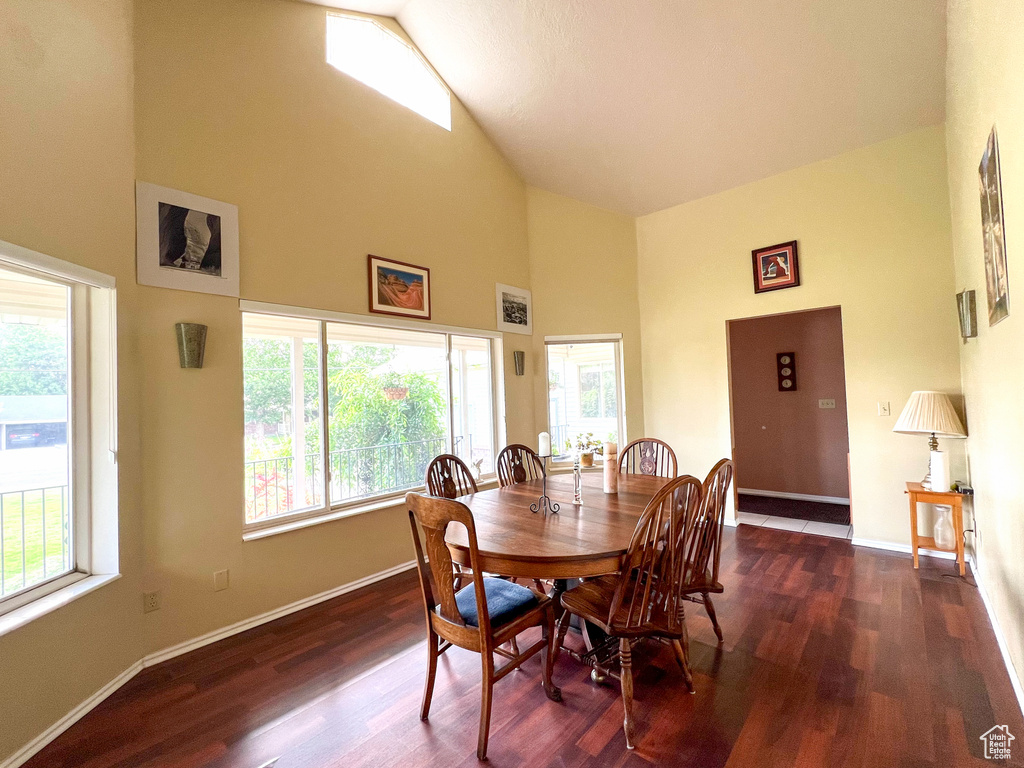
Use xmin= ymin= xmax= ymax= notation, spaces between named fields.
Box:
xmin=738 ymin=488 xmax=851 ymax=505
xmin=850 ymin=537 xmax=957 ymax=561
xmin=1 ymin=560 xmax=416 ymax=768
xmin=1 ymin=660 xmax=143 ymax=768
xmin=968 ymin=553 xmax=1024 ymax=718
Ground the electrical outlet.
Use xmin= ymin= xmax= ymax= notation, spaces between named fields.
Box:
xmin=213 ymin=569 xmax=229 ymax=592
xmin=143 ymin=591 xmax=160 ymax=613
xmin=878 ymin=401 xmax=891 ymax=417
xmin=818 ymin=399 xmax=836 ymax=409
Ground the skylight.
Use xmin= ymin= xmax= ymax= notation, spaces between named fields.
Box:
xmin=326 ymin=13 xmax=452 ymax=131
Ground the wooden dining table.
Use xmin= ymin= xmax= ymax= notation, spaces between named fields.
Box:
xmin=445 ymin=471 xmax=671 ymax=584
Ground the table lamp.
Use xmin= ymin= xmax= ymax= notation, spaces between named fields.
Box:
xmin=892 ymin=391 xmax=966 ymax=490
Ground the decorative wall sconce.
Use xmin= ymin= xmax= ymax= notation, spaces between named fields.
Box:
xmin=175 ymin=323 xmax=208 ymax=369
xmin=513 ymin=350 xmax=525 ymax=376
xmin=956 ymin=290 xmax=978 ymax=340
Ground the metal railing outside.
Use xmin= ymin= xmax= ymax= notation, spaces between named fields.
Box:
xmin=0 ymin=484 xmax=72 ymax=598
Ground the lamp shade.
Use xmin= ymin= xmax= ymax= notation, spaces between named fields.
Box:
xmin=892 ymin=391 xmax=966 ymax=437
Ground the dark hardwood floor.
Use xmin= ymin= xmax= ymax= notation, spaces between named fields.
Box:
xmin=25 ymin=526 xmax=1024 ymax=767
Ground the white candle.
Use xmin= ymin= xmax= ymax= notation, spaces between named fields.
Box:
xmin=603 ymin=441 xmax=618 ymax=494
xmin=538 ymin=431 xmax=551 ymax=457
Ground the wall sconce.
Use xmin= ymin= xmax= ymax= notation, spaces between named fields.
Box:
xmin=513 ymin=350 xmax=525 ymax=376
xmin=956 ymin=290 xmax=977 ymax=340
xmin=176 ymin=323 xmax=208 ymax=369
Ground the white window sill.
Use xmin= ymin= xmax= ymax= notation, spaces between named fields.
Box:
xmin=243 ymin=477 xmax=501 ymax=541
xmin=0 ymin=573 xmax=120 ymax=638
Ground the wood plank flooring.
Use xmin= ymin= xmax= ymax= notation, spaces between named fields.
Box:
xmin=24 ymin=525 xmax=1024 ymax=767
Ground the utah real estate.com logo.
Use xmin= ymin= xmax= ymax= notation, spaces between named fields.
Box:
xmin=980 ymin=725 xmax=1014 ymax=760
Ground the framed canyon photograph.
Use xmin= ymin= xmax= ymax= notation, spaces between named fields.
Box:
xmin=979 ymin=126 xmax=1010 ymax=326
xmin=368 ymin=255 xmax=431 ymax=320
xmin=136 ymin=182 xmax=240 ymax=297
xmin=495 ymin=283 xmax=533 ymax=335
xmin=752 ymin=240 xmax=800 ymax=294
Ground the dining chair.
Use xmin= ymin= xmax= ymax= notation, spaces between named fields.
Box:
xmin=680 ymin=458 xmax=734 ymax=643
xmin=496 ymin=443 xmax=545 ymax=487
xmin=618 ymin=438 xmax=678 ymax=478
xmin=425 ymin=454 xmax=479 ymax=590
xmin=407 ymin=492 xmax=562 ymax=760
xmin=555 ymin=475 xmax=704 ymax=749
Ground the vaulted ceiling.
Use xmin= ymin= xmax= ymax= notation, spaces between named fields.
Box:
xmin=305 ymin=0 xmax=947 ymax=216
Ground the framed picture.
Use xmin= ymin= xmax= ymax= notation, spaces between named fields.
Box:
xmin=368 ymin=255 xmax=431 ymax=320
xmin=752 ymin=240 xmax=800 ymax=294
xmin=136 ymin=182 xmax=239 ymax=297
xmin=496 ymin=283 xmax=532 ymax=335
xmin=979 ymin=126 xmax=1010 ymax=326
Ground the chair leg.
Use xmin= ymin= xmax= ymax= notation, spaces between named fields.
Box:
xmin=555 ymin=608 xmax=572 ymax=650
xmin=703 ymin=592 xmax=723 ymax=643
xmin=672 ymin=639 xmax=695 ymax=693
xmin=619 ymin=638 xmax=635 ymax=750
xmin=541 ymin=605 xmax=562 ymax=702
xmin=421 ymin=630 xmax=438 ymax=720
xmin=509 ymin=636 xmax=520 ymax=658
xmin=478 ymin=652 xmax=495 ymax=760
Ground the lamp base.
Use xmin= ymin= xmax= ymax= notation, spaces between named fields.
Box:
xmin=920 ymin=432 xmax=939 ymax=489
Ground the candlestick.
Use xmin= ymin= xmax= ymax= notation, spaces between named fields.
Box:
xmin=573 ymin=454 xmax=583 ymax=504
xmin=530 ymin=455 xmax=559 ymax=515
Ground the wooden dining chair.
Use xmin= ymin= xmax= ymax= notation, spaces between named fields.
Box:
xmin=680 ymin=458 xmax=734 ymax=643
xmin=407 ymin=492 xmax=562 ymax=760
xmin=555 ymin=475 xmax=704 ymax=749
xmin=496 ymin=443 xmax=545 ymax=487
xmin=618 ymin=438 xmax=678 ymax=478
xmin=425 ymin=454 xmax=479 ymax=590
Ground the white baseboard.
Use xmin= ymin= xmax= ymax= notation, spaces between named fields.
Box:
xmin=850 ymin=537 xmax=957 ymax=561
xmin=143 ymin=560 xmax=415 ymax=667
xmin=739 ymin=488 xmax=850 ymax=505
xmin=969 ymin=554 xmax=1024 ymax=719
xmin=1 ymin=559 xmax=416 ymax=768
xmin=1 ymin=660 xmax=143 ymax=768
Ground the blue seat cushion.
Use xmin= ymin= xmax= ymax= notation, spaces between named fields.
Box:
xmin=455 ymin=577 xmax=539 ymax=627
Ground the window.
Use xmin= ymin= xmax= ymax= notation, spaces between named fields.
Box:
xmin=243 ymin=305 xmax=501 ymax=529
xmin=546 ymin=338 xmax=624 ymax=457
xmin=326 ymin=12 xmax=452 ymax=131
xmin=0 ymin=240 xmax=117 ymax=621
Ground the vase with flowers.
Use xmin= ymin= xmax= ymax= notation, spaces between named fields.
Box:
xmin=566 ymin=432 xmax=603 ymax=467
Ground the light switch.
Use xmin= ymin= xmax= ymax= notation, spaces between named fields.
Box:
xmin=214 ymin=569 xmax=229 ymax=592
xmin=818 ymin=399 xmax=836 ymax=409
xmin=878 ymin=401 xmax=891 ymax=417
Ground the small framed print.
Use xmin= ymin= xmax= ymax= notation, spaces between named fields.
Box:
xmin=777 ymin=352 xmax=796 ymax=391
xmin=136 ymin=182 xmax=240 ymax=296
xmin=752 ymin=240 xmax=800 ymax=294
xmin=496 ymin=283 xmax=533 ymax=335
xmin=368 ymin=255 xmax=431 ymax=320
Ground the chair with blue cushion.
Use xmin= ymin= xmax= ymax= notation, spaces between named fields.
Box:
xmin=407 ymin=492 xmax=561 ymax=760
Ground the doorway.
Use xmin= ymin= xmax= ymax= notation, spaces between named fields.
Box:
xmin=727 ymin=306 xmax=852 ymax=537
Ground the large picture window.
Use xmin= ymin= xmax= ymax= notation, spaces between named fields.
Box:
xmin=243 ymin=306 xmax=500 ymax=529
xmin=546 ymin=338 xmax=624 ymax=457
xmin=0 ymin=240 xmax=118 ymax=620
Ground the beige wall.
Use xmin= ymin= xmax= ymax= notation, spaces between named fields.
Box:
xmin=133 ymin=0 xmax=535 ymax=655
xmin=637 ymin=126 xmax=963 ymax=539
xmin=526 ymin=187 xmax=644 ymax=446
xmin=0 ymin=0 xmax=143 ymax=761
xmin=728 ymin=307 xmax=850 ymax=499
xmin=946 ymin=0 xmax=1024 ymax=691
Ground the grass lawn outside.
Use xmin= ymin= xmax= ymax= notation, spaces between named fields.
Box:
xmin=1 ymin=485 xmax=70 ymax=597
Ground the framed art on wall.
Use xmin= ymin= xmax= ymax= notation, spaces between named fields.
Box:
xmin=136 ymin=182 xmax=240 ymax=297
xmin=368 ymin=255 xmax=431 ymax=320
xmin=979 ymin=126 xmax=1010 ymax=326
xmin=752 ymin=240 xmax=800 ymax=294
xmin=496 ymin=283 xmax=532 ymax=335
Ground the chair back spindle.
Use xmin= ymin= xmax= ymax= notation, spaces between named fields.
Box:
xmin=496 ymin=444 xmax=545 ymax=487
xmin=619 ymin=438 xmax=678 ymax=478
xmin=425 ymin=454 xmax=478 ymax=499
xmin=606 ymin=475 xmax=703 ymax=635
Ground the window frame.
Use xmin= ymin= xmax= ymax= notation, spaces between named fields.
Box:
xmin=0 ymin=239 xmax=118 ymax=624
xmin=544 ymin=334 xmax=626 ymax=462
xmin=240 ymin=300 xmax=505 ymax=535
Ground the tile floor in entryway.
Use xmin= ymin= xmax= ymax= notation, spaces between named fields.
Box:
xmin=735 ymin=511 xmax=853 ymax=539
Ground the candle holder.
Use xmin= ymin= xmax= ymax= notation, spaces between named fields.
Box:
xmin=530 ymin=455 xmax=559 ymax=515
xmin=573 ymin=453 xmax=583 ymax=504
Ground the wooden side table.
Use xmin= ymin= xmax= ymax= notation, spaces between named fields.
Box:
xmin=906 ymin=482 xmax=965 ymax=576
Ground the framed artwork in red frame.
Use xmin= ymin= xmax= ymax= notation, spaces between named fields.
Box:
xmin=367 ymin=254 xmax=431 ymax=320
xmin=752 ymin=240 xmax=800 ymax=294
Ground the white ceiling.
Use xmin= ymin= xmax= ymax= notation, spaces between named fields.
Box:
xmin=304 ymin=0 xmax=947 ymax=216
